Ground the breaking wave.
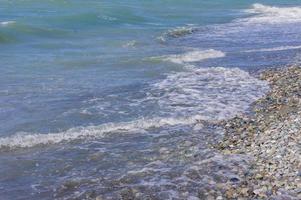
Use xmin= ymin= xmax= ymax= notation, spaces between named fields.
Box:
xmin=162 ymin=49 xmax=225 ymax=64
xmin=244 ymin=45 xmax=301 ymax=53
xmin=0 ymin=117 xmax=200 ymax=149
xmin=0 ymin=66 xmax=269 ymax=149
xmin=244 ymin=3 xmax=301 ymax=24
xmin=0 ymin=21 xmax=16 ymax=26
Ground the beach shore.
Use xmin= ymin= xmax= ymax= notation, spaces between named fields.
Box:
xmin=216 ymin=66 xmax=301 ymax=199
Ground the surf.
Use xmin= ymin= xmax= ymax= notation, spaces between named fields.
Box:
xmin=0 ymin=65 xmax=269 ymax=150
xmin=160 ymin=49 xmax=225 ymax=64
xmin=244 ymin=3 xmax=301 ymax=24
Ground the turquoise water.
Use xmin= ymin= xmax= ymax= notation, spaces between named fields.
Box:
xmin=1 ymin=1 xmax=301 ymax=199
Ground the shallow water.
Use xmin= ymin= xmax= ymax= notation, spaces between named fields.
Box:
xmin=1 ymin=1 xmax=301 ymax=199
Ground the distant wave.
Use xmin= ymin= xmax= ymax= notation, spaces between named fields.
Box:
xmin=167 ymin=26 xmax=196 ymax=38
xmin=0 ymin=21 xmax=70 ymax=40
xmin=244 ymin=3 xmax=301 ymax=24
xmin=0 ymin=22 xmax=17 ymax=43
xmin=0 ymin=66 xmax=269 ymax=150
xmin=166 ymin=26 xmax=196 ymax=38
xmin=162 ymin=49 xmax=225 ymax=64
xmin=0 ymin=21 xmax=16 ymax=26
xmin=122 ymin=40 xmax=138 ymax=48
xmin=244 ymin=45 xmax=301 ymax=53
xmin=157 ymin=26 xmax=197 ymax=43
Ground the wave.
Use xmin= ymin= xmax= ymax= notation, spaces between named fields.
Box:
xmin=122 ymin=40 xmax=138 ymax=48
xmin=244 ymin=3 xmax=301 ymax=24
xmin=0 ymin=21 xmax=16 ymax=26
xmin=0 ymin=116 xmax=212 ymax=149
xmin=0 ymin=21 xmax=17 ymax=43
xmin=157 ymin=26 xmax=197 ymax=43
xmin=0 ymin=21 xmax=70 ymax=40
xmin=244 ymin=45 xmax=301 ymax=53
xmin=168 ymin=26 xmax=195 ymax=38
xmin=166 ymin=26 xmax=196 ymax=38
xmin=0 ymin=66 xmax=269 ymax=150
xmin=152 ymin=66 xmax=269 ymax=121
xmin=162 ymin=49 xmax=225 ymax=64
xmin=0 ymin=33 xmax=15 ymax=43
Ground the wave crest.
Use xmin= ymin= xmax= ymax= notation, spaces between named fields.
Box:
xmin=163 ymin=49 xmax=225 ymax=64
xmin=0 ymin=116 xmax=211 ymax=149
xmin=244 ymin=45 xmax=301 ymax=53
xmin=0 ymin=66 xmax=269 ymax=150
xmin=166 ymin=26 xmax=196 ymax=38
xmin=245 ymin=3 xmax=301 ymax=24
xmin=0 ymin=21 xmax=16 ymax=26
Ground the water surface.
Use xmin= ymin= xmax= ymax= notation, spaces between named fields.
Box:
xmin=1 ymin=1 xmax=301 ymax=199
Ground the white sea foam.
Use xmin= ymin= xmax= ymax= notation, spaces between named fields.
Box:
xmin=0 ymin=21 xmax=15 ymax=26
xmin=163 ymin=49 xmax=225 ymax=64
xmin=122 ymin=40 xmax=138 ymax=48
xmin=244 ymin=4 xmax=301 ymax=24
xmin=0 ymin=116 xmax=210 ymax=149
xmin=0 ymin=66 xmax=269 ymax=149
xmin=244 ymin=45 xmax=301 ymax=53
xmin=197 ymin=4 xmax=301 ymax=39
xmin=152 ymin=66 xmax=269 ymax=121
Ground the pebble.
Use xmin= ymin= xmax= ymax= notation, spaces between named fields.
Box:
xmin=216 ymin=66 xmax=301 ymax=199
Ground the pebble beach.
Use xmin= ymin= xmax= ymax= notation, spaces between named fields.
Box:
xmin=216 ymin=66 xmax=301 ymax=199
xmin=2 ymin=1 xmax=301 ymax=199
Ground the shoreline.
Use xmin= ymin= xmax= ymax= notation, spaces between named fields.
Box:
xmin=216 ymin=66 xmax=301 ymax=199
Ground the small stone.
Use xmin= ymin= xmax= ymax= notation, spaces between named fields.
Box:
xmin=253 ymin=186 xmax=268 ymax=197
xmin=229 ymin=177 xmax=240 ymax=182
xmin=96 ymin=196 xmax=104 ymax=200
xmin=225 ymin=189 xmax=235 ymax=198
xmin=206 ymin=195 xmax=215 ymax=200
xmin=223 ymin=150 xmax=231 ymax=154
xmin=187 ymin=196 xmax=199 ymax=200
xmin=255 ymin=173 xmax=263 ymax=180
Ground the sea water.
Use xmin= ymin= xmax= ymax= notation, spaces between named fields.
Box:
xmin=0 ymin=1 xmax=301 ymax=199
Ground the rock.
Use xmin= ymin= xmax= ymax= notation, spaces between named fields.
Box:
xmin=229 ymin=177 xmax=240 ymax=183
xmin=96 ymin=196 xmax=104 ymax=200
xmin=255 ymin=173 xmax=264 ymax=180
